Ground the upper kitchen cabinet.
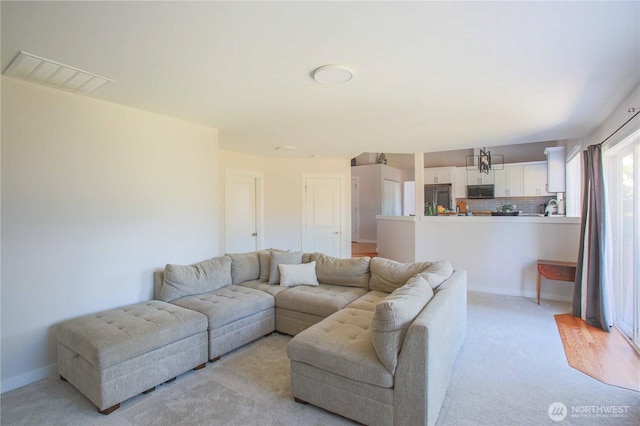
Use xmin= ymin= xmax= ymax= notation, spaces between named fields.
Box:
xmin=523 ymin=162 xmax=552 ymax=196
xmin=467 ymin=168 xmax=494 ymax=185
xmin=424 ymin=166 xmax=454 ymax=184
xmin=544 ymin=146 xmax=566 ymax=193
xmin=495 ymin=164 xmax=524 ymax=197
xmin=454 ymin=167 xmax=467 ymax=198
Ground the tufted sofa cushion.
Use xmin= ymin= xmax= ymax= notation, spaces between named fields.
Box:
xmin=287 ymin=308 xmax=393 ymax=388
xmin=276 ymin=283 xmax=368 ymax=318
xmin=171 ymin=285 xmax=274 ymax=330
xmin=56 ymin=300 xmax=208 ymax=369
xmin=346 ymin=291 xmax=388 ymax=311
xmin=237 ymin=279 xmax=290 ymax=297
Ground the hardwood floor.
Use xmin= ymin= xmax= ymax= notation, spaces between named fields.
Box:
xmin=555 ymin=313 xmax=640 ymax=392
xmin=351 ymin=242 xmax=377 ymax=258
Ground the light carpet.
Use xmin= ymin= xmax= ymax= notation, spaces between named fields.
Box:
xmin=1 ymin=292 xmax=638 ymax=425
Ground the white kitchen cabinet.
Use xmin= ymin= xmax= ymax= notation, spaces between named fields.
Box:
xmin=505 ymin=164 xmax=524 ymax=197
xmin=454 ymin=167 xmax=467 ymax=198
xmin=523 ymin=162 xmax=551 ymax=196
xmin=424 ymin=167 xmax=454 ymax=184
xmin=544 ymin=146 xmax=566 ymax=193
xmin=467 ymin=168 xmax=494 ymax=185
xmin=494 ymin=168 xmax=506 ymax=197
xmin=495 ymin=165 xmax=523 ymax=197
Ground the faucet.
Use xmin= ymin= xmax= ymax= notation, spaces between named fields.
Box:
xmin=545 ymin=199 xmax=558 ymax=216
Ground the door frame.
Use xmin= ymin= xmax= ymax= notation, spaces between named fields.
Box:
xmin=224 ymin=169 xmax=265 ymax=252
xmin=301 ymin=173 xmax=348 ymax=257
xmin=351 ymin=176 xmax=359 ymax=243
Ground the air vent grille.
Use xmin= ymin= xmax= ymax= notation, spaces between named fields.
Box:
xmin=3 ymin=51 xmax=112 ymax=95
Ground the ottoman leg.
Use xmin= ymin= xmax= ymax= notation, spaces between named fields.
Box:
xmin=98 ymin=403 xmax=120 ymax=415
xmin=60 ymin=375 xmax=68 ymax=382
xmin=209 ymin=356 xmax=221 ymax=363
xmin=193 ymin=363 xmax=206 ymax=371
xmin=164 ymin=377 xmax=177 ymax=384
xmin=143 ymin=386 xmax=156 ymax=394
xmin=294 ymin=397 xmax=308 ymax=405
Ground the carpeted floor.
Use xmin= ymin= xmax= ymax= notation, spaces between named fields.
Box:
xmin=1 ymin=292 xmax=638 ymax=425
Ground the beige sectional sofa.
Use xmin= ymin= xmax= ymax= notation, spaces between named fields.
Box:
xmin=152 ymin=250 xmax=466 ymax=425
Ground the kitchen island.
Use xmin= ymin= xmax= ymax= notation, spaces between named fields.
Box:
xmin=376 ymin=215 xmax=580 ymax=302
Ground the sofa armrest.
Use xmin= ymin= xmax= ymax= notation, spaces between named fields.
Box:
xmin=394 ymin=269 xmax=467 ymax=426
xmin=153 ymin=270 xmax=164 ymax=300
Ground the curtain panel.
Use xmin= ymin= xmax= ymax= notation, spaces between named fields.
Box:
xmin=572 ymin=144 xmax=611 ymax=332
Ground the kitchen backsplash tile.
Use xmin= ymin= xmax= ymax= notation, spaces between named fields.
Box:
xmin=462 ymin=196 xmax=555 ymax=215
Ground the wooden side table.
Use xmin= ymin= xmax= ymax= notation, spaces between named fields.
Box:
xmin=537 ymin=260 xmax=577 ymax=305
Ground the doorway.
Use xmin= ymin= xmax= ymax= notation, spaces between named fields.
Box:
xmin=606 ymin=130 xmax=639 ymax=353
xmin=302 ymin=174 xmax=345 ymax=257
xmin=351 ymin=177 xmax=359 ymax=242
xmin=224 ymin=170 xmax=263 ymax=253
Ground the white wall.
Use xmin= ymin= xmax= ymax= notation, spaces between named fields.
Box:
xmin=218 ymin=150 xmax=351 ymax=256
xmin=1 ymin=78 xmax=220 ymax=392
xmin=582 ymin=83 xmax=640 ymax=149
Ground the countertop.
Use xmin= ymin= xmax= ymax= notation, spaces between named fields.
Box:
xmin=376 ymin=214 xmax=580 ymax=224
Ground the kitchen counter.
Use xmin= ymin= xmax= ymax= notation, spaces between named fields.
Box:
xmin=377 ymin=214 xmax=580 ymax=224
xmin=375 ymin=214 xmax=580 ymax=303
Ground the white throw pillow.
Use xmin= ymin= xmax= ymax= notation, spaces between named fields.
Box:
xmin=279 ymin=261 xmax=319 ymax=287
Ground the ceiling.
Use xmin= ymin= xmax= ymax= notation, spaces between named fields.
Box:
xmin=2 ymin=1 xmax=639 ymax=159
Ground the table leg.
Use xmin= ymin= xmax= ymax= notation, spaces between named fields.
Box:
xmin=537 ymin=271 xmax=541 ymax=305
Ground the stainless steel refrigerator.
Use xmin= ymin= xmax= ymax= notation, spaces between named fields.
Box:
xmin=424 ymin=184 xmax=452 ymax=210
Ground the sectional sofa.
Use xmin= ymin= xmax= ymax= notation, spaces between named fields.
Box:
xmin=152 ymin=250 xmax=467 ymax=425
xmin=59 ymin=249 xmax=466 ymax=425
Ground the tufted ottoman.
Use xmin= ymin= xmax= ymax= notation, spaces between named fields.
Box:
xmin=56 ymin=300 xmax=208 ymax=414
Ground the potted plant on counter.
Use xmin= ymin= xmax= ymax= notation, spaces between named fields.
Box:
xmin=492 ymin=204 xmax=520 ymax=216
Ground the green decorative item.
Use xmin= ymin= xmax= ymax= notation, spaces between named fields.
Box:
xmin=424 ymin=203 xmax=438 ymax=216
xmin=497 ymin=204 xmax=514 ymax=212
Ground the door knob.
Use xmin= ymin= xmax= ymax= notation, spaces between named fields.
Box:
xmin=251 ymin=233 xmax=257 ymax=236
xmin=332 ymin=232 xmax=339 ymax=234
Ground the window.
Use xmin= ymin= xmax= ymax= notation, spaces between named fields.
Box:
xmin=605 ymin=129 xmax=639 ymax=351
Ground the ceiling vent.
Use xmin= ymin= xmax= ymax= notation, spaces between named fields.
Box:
xmin=3 ymin=51 xmax=112 ymax=95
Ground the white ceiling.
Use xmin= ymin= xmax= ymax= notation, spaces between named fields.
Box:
xmin=2 ymin=1 xmax=639 ymax=159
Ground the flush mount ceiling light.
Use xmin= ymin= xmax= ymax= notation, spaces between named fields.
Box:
xmin=3 ymin=51 xmax=112 ymax=95
xmin=275 ymin=145 xmax=296 ymax=151
xmin=312 ymin=65 xmax=353 ymax=85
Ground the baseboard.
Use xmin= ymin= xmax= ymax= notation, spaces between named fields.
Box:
xmin=1 ymin=362 xmax=58 ymax=394
xmin=469 ymin=285 xmax=572 ymax=303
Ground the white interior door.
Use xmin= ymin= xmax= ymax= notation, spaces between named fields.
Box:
xmin=382 ymin=179 xmax=402 ymax=216
xmin=403 ymin=181 xmax=415 ymax=216
xmin=225 ymin=170 xmax=262 ymax=253
xmin=351 ymin=177 xmax=359 ymax=242
xmin=302 ymin=175 xmax=343 ymax=257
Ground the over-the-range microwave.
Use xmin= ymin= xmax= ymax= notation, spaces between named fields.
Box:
xmin=467 ymin=184 xmax=495 ymax=199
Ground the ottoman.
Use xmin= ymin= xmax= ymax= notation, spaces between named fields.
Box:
xmin=56 ymin=300 xmax=208 ymax=414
